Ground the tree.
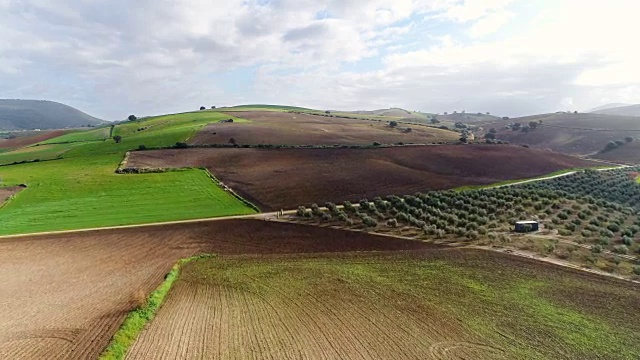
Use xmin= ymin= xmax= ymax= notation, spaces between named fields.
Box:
xmin=489 ymin=128 xmax=497 ymax=134
xmin=528 ymin=121 xmax=538 ymax=129
xmin=211 ymin=106 xmax=216 ymax=109
xmin=459 ymin=136 xmax=468 ymax=143
xmin=430 ymin=118 xmax=440 ymax=124
xmin=113 ymin=135 xmax=122 ymax=143
xmin=229 ymin=137 xmax=237 ymax=145
xmin=128 ymin=114 xmax=137 ymax=121
xmin=625 ymin=136 xmax=634 ymax=143
xmin=454 ymin=122 xmax=466 ymax=129
xmin=389 ymin=120 xmax=398 ymax=128
xmin=200 ymin=106 xmax=206 ymax=110
xmin=511 ymin=122 xmax=521 ymax=130
xmin=484 ymin=133 xmax=496 ymax=140
xmin=444 ymin=112 xmax=448 ymax=115
xmin=502 ymin=116 xmax=510 ymax=120
xmin=325 ymin=110 xmax=330 ymax=114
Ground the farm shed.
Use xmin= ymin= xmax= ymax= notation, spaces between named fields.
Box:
xmin=514 ymin=221 xmax=539 ymax=233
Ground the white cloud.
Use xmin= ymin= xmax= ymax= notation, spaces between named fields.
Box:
xmin=0 ymin=0 xmax=638 ymax=118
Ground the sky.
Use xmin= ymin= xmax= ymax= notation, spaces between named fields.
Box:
xmin=0 ymin=0 xmax=639 ymax=120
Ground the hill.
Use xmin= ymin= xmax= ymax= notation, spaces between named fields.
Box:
xmin=591 ymin=104 xmax=640 ymax=117
xmin=476 ymin=112 xmax=640 ymax=162
xmin=350 ymin=107 xmax=414 ymax=117
xmin=588 ymin=103 xmax=631 ymax=112
xmin=436 ymin=112 xmax=500 ymax=123
xmin=0 ymin=99 xmax=105 ymax=130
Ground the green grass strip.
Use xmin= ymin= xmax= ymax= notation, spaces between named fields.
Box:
xmin=99 ymin=253 xmax=216 ymax=360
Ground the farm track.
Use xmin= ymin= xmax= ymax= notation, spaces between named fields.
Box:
xmin=0 ymin=220 xmax=434 ymax=360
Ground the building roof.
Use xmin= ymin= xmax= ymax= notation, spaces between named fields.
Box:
xmin=515 ymin=221 xmax=538 ymax=224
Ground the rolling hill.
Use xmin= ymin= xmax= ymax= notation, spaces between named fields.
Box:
xmin=476 ymin=112 xmax=640 ymax=163
xmin=588 ymin=103 xmax=631 ymax=112
xmin=0 ymin=99 xmax=105 ymax=130
xmin=590 ymin=104 xmax=640 ymax=117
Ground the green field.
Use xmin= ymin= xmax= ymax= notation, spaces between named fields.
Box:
xmin=0 ymin=110 xmax=256 ymax=235
xmin=39 ymin=127 xmax=111 ymax=144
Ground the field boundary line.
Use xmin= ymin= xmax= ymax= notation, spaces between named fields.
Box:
xmin=98 ymin=253 xmax=216 ymax=360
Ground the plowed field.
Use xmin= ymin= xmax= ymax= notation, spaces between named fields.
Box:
xmin=0 ymin=220 xmax=432 ymax=360
xmin=127 ymin=145 xmax=599 ymax=210
xmin=189 ymin=111 xmax=458 ymax=145
xmin=127 ymin=250 xmax=640 ymax=360
xmin=0 ymin=130 xmax=69 ymax=150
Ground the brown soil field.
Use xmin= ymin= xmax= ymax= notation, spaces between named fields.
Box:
xmin=126 ymin=249 xmax=640 ymax=360
xmin=189 ymin=111 xmax=459 ymax=145
xmin=478 ymin=113 xmax=640 ymax=161
xmin=127 ymin=145 xmax=599 ymax=211
xmin=0 ymin=186 xmax=21 ymax=205
xmin=0 ymin=130 xmax=69 ymax=150
xmin=0 ymin=220 xmax=432 ymax=360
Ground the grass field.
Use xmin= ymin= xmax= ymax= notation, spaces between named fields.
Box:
xmin=39 ymin=127 xmax=111 ymax=144
xmin=0 ymin=111 xmax=256 ymax=235
xmin=127 ymin=250 xmax=640 ymax=360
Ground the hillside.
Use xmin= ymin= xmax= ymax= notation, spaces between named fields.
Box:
xmin=436 ymin=112 xmax=500 ymax=123
xmin=477 ymin=112 xmax=640 ymax=162
xmin=591 ymin=104 xmax=640 ymax=117
xmin=588 ymin=103 xmax=631 ymax=112
xmin=0 ymin=99 xmax=104 ymax=130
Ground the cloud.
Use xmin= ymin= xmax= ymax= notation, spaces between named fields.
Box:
xmin=0 ymin=0 xmax=638 ymax=119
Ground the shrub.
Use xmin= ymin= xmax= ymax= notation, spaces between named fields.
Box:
xmin=633 ymin=266 xmax=640 ymax=275
xmin=622 ymin=236 xmax=634 ymax=246
xmin=591 ymin=244 xmax=603 ymax=253
xmin=465 ymin=230 xmax=479 ymax=240
xmin=581 ymin=229 xmax=592 ymax=238
xmin=607 ymin=223 xmax=621 ymax=233
xmin=598 ymin=237 xmax=610 ymax=245
xmin=296 ymin=206 xmax=306 ymax=217
xmin=387 ymin=218 xmax=398 ymax=228
xmin=613 ymin=245 xmax=628 ymax=254
xmin=362 ymin=216 xmax=378 ymax=227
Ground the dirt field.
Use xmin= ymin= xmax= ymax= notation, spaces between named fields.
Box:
xmin=0 ymin=130 xmax=69 ymax=150
xmin=127 ymin=145 xmax=599 ymax=210
xmin=127 ymin=250 xmax=640 ymax=360
xmin=0 ymin=220 xmax=432 ymax=360
xmin=189 ymin=111 xmax=458 ymax=145
xmin=0 ymin=186 xmax=21 ymax=205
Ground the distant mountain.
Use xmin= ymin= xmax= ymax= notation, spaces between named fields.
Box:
xmin=0 ymin=99 xmax=105 ymax=130
xmin=587 ymin=103 xmax=631 ymax=112
xmin=590 ymin=104 xmax=640 ymax=117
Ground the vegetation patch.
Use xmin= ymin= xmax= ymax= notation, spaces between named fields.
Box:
xmin=0 ymin=110 xmax=255 ymax=235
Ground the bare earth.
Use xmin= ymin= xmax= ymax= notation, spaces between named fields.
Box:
xmin=189 ymin=111 xmax=458 ymax=145
xmin=127 ymin=145 xmax=599 ymax=211
xmin=0 ymin=220 xmax=432 ymax=360
xmin=0 ymin=186 xmax=21 ymax=205
xmin=0 ymin=130 xmax=69 ymax=150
